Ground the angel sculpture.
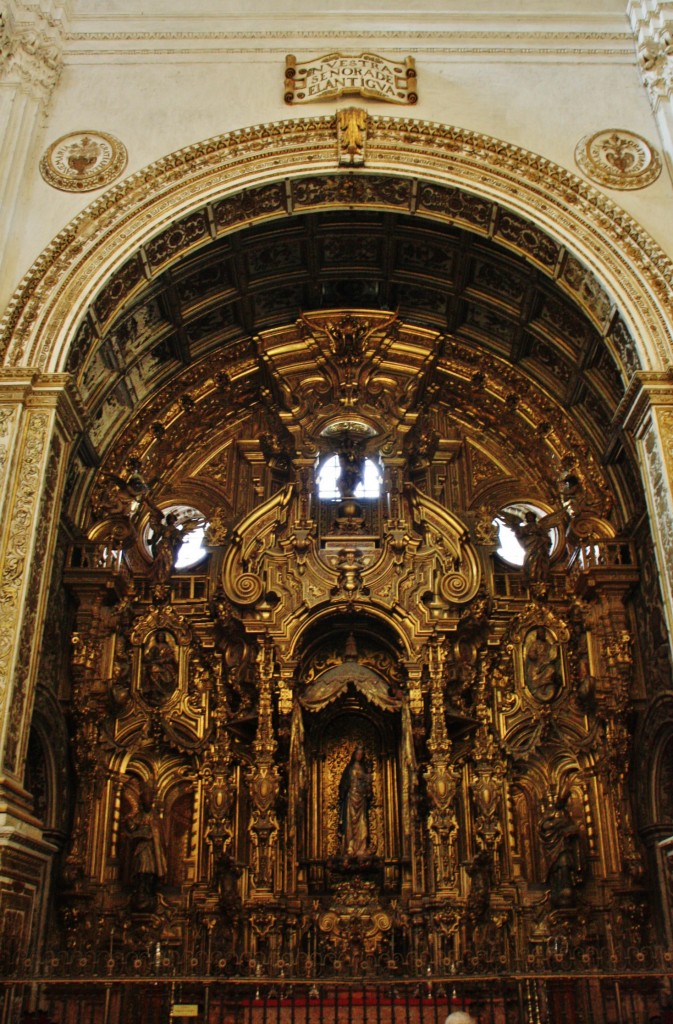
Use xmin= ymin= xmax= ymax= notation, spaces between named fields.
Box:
xmin=97 ymin=465 xmax=154 ymax=520
xmin=497 ymin=507 xmax=566 ymax=583
xmin=147 ymin=506 xmax=205 ymax=586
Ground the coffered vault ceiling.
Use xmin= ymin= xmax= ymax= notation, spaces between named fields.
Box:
xmin=64 ymin=179 xmax=644 ymax=530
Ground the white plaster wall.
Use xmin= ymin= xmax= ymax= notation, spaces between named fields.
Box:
xmin=4 ymin=0 xmax=673 ymax=313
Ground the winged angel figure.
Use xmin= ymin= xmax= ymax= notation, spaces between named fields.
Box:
xmin=497 ymin=507 xmax=566 ymax=583
xmin=147 ymin=505 xmax=205 ymax=586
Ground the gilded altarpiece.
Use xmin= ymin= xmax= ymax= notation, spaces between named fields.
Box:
xmin=52 ymin=311 xmax=662 ymax=980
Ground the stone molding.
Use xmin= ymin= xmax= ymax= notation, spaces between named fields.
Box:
xmin=1 ymin=113 xmax=673 ymax=380
xmin=62 ymin=32 xmax=633 ymax=58
xmin=616 ymin=369 xmax=673 ymax=437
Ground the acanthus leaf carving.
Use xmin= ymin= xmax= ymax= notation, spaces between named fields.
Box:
xmin=0 ymin=7 xmax=64 ymax=105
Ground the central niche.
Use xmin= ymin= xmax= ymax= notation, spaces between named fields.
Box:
xmin=291 ymin=626 xmax=407 ymax=894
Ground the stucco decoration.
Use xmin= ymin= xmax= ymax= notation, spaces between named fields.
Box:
xmin=574 ymin=129 xmax=661 ymax=190
xmin=40 ymin=130 xmax=128 ymax=193
xmin=284 ymin=53 xmax=417 ymax=105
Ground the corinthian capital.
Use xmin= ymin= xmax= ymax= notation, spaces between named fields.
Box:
xmin=630 ymin=0 xmax=673 ymax=104
xmin=0 ymin=3 xmax=65 ymax=105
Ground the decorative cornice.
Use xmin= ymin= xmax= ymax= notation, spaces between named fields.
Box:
xmin=617 ymin=369 xmax=673 ymax=437
xmin=60 ymin=29 xmax=634 ymax=61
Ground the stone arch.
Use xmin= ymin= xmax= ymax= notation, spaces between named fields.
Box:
xmin=27 ymin=684 xmax=70 ymax=836
xmin=3 ymin=113 xmax=673 ymax=961
xmin=4 ymin=115 xmax=672 ymax=659
xmin=0 ymin=113 xmax=672 ymax=377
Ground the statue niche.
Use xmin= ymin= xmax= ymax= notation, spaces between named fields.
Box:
xmin=338 ymin=742 xmax=375 ymax=859
xmin=120 ymin=777 xmax=194 ymax=911
xmin=121 ymin=779 xmax=168 ymax=913
xmin=291 ymin=641 xmax=406 ymax=893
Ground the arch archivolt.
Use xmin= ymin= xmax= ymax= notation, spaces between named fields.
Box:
xmin=1 ymin=112 xmax=673 ymax=376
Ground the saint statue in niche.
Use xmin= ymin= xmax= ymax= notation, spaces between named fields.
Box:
xmin=523 ymin=627 xmax=562 ymax=703
xmin=124 ymin=784 xmax=168 ymax=912
xmin=141 ymin=629 xmax=179 ymax=704
xmin=538 ymin=791 xmax=582 ymax=908
xmin=338 ymin=743 xmax=375 ymax=858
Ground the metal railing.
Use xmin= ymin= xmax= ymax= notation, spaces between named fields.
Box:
xmin=2 ymin=947 xmax=673 ymax=1024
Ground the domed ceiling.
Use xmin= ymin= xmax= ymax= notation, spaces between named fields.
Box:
xmin=62 ymin=174 xmax=644 ymax=532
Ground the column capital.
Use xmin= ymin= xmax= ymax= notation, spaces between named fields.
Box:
xmin=0 ymin=1 xmax=65 ymax=107
xmin=0 ymin=370 xmax=85 ymax=439
xmin=615 ymin=369 xmax=673 ymax=437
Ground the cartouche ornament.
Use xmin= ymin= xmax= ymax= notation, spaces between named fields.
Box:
xmin=40 ymin=130 xmax=128 ymax=192
xmin=574 ymin=129 xmax=661 ymax=190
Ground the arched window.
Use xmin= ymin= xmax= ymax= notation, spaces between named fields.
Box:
xmin=143 ymin=504 xmax=208 ymax=570
xmin=317 ymin=454 xmax=382 ymax=500
xmin=494 ymin=502 xmax=560 ymax=568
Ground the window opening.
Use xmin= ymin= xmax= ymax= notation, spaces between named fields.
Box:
xmin=143 ymin=504 xmax=208 ymax=570
xmin=494 ymin=503 xmax=559 ymax=568
xmin=317 ymin=454 xmax=382 ymax=500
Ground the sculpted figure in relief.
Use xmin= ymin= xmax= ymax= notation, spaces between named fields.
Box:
xmin=523 ymin=627 xmax=562 ymax=703
xmin=141 ymin=629 xmax=178 ymax=704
